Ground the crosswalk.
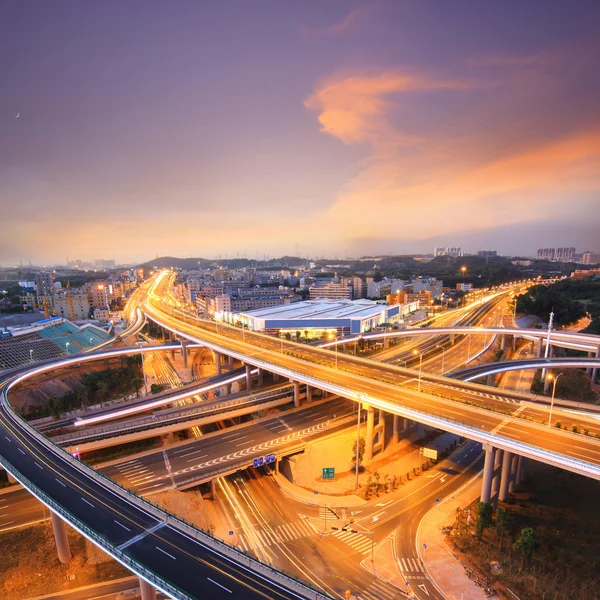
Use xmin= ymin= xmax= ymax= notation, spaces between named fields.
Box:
xmin=237 ymin=519 xmax=316 ymax=551
xmin=359 ymin=579 xmax=402 ymax=600
xmin=319 ymin=506 xmax=344 ymax=520
xmin=330 ymin=528 xmax=373 ymax=555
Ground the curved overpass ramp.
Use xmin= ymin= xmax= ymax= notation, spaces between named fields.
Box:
xmin=0 ymin=352 xmax=329 ymax=600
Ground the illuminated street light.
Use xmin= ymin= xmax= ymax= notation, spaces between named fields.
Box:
xmin=413 ymin=349 xmax=423 ymax=392
xmin=29 ymin=348 xmax=33 ymax=362
xmin=436 ymin=344 xmax=446 ymax=375
xmin=547 ymin=372 xmax=563 ymax=427
xmin=65 ymin=342 xmax=70 ymax=354
xmin=328 ymin=331 xmax=338 ymax=369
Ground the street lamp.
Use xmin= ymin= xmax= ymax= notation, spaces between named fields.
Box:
xmin=65 ymin=342 xmax=70 ymax=354
xmin=29 ymin=349 xmax=33 ymax=362
xmin=413 ymin=349 xmax=423 ymax=392
xmin=328 ymin=331 xmax=338 ymax=369
xmin=89 ymin=337 xmax=93 ymax=348
xmin=436 ymin=344 xmax=446 ymax=375
xmin=547 ymin=372 xmax=563 ymax=427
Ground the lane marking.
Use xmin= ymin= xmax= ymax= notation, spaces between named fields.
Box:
xmin=34 ymin=462 xmax=43 ymax=470
xmin=81 ymin=498 xmax=95 ymax=508
xmin=55 ymin=479 xmax=67 ymax=487
xmin=114 ymin=520 xmax=131 ymax=532
xmin=156 ymin=546 xmax=177 ymax=560
xmin=4 ymin=436 xmax=11 ymax=442
xmin=207 ymin=577 xmax=232 ymax=593
xmin=18 ymin=448 xmax=25 ymax=455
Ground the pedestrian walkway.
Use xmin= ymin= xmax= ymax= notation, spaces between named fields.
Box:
xmin=417 ymin=475 xmax=499 ymax=600
xmin=330 ymin=528 xmax=373 ymax=555
xmin=360 ymin=579 xmax=402 ymax=600
xmin=237 ymin=518 xmax=316 ymax=551
xmin=398 ymin=555 xmax=425 ymax=577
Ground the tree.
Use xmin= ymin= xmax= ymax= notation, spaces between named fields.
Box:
xmin=352 ymin=437 xmax=366 ymax=469
xmin=475 ymin=501 xmax=493 ymax=538
xmin=130 ymin=377 xmax=144 ymax=398
xmin=495 ymin=507 xmax=513 ymax=549
xmin=513 ymin=527 xmax=537 ymax=565
xmin=150 ymin=383 xmax=164 ymax=394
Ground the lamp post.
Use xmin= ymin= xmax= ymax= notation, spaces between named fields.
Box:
xmin=413 ymin=349 xmax=423 ymax=392
xmin=547 ymin=372 xmax=563 ymax=427
xmin=29 ymin=348 xmax=33 ymax=362
xmin=89 ymin=337 xmax=93 ymax=348
xmin=65 ymin=342 xmax=70 ymax=354
xmin=436 ymin=344 xmax=446 ymax=375
xmin=328 ymin=331 xmax=338 ymax=369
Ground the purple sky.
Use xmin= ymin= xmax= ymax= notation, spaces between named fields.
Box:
xmin=2 ymin=0 xmax=599 ymax=265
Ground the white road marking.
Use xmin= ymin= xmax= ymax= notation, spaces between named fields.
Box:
xmin=207 ymin=577 xmax=232 ymax=593
xmin=114 ymin=520 xmax=131 ymax=532
xmin=4 ymin=436 xmax=11 ymax=442
xmin=34 ymin=462 xmax=43 ymax=470
xmin=156 ymin=546 xmax=176 ymax=560
xmin=18 ymin=448 xmax=25 ymax=455
xmin=81 ymin=498 xmax=95 ymax=508
xmin=55 ymin=479 xmax=67 ymax=487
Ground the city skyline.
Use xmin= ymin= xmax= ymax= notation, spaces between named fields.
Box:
xmin=2 ymin=1 xmax=599 ymax=264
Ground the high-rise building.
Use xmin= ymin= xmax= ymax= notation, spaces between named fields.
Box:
xmin=537 ymin=247 xmax=575 ymax=262
xmin=35 ymin=271 xmax=54 ymax=296
xmin=582 ymin=252 xmax=600 ymax=264
xmin=434 ymin=247 xmax=462 ymax=258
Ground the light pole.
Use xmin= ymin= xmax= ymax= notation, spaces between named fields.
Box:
xmin=436 ymin=344 xmax=445 ymax=375
xmin=547 ymin=372 xmax=563 ymax=427
xmin=413 ymin=349 xmax=423 ymax=392
xmin=65 ymin=342 xmax=70 ymax=354
xmin=328 ymin=331 xmax=338 ymax=369
xmin=29 ymin=348 xmax=33 ymax=362
xmin=89 ymin=337 xmax=93 ymax=348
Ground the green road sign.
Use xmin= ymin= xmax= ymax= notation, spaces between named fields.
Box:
xmin=322 ymin=467 xmax=335 ymax=480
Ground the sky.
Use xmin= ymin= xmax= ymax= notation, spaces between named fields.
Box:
xmin=1 ymin=0 xmax=599 ymax=265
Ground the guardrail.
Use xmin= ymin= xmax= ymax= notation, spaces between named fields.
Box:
xmin=1 ymin=381 xmax=331 ymax=599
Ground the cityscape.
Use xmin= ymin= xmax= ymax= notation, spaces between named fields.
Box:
xmin=1 ymin=3 xmax=600 ymax=600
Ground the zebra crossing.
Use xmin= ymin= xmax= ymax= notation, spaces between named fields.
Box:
xmin=398 ymin=556 xmax=425 ymax=575
xmin=237 ymin=519 xmax=316 ymax=551
xmin=330 ymin=528 xmax=373 ymax=555
xmin=359 ymin=579 xmax=402 ymax=600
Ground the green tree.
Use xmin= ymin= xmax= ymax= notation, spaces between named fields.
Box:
xmin=352 ymin=437 xmax=366 ymax=469
xmin=130 ymin=377 xmax=144 ymax=398
xmin=495 ymin=507 xmax=514 ymax=549
xmin=150 ymin=383 xmax=164 ymax=394
xmin=475 ymin=501 xmax=493 ymax=538
xmin=513 ymin=527 xmax=537 ymax=565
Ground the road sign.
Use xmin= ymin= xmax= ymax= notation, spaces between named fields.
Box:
xmin=265 ymin=453 xmax=276 ymax=464
xmin=253 ymin=456 xmax=264 ymax=468
xmin=322 ymin=467 xmax=335 ymax=480
xmin=421 ymin=447 xmax=438 ymax=460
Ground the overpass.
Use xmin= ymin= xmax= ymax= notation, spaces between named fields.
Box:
xmin=0 ymin=350 xmax=330 ymax=600
xmin=142 ymin=272 xmax=600 ymax=508
xmin=453 ymin=357 xmax=600 ymax=383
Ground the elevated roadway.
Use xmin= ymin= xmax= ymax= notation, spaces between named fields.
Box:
xmin=142 ymin=275 xmax=600 ymax=483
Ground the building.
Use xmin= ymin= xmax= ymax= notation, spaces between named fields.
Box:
xmin=52 ymin=291 xmax=90 ymax=321
xmin=409 ymin=277 xmax=443 ymax=298
xmin=93 ymin=307 xmax=110 ymax=321
xmin=456 ymin=283 xmax=473 ymax=291
xmin=537 ymin=247 xmax=576 ymax=262
xmin=477 ymin=250 xmax=497 ymax=258
xmin=582 ymin=252 xmax=600 ymax=265
xmin=19 ymin=290 xmax=37 ymax=308
xmin=228 ymin=299 xmax=415 ymax=337
xmin=35 ymin=271 xmax=54 ymax=296
xmin=434 ymin=247 xmax=462 ymax=258
xmin=571 ymin=268 xmax=600 ymax=280
xmin=309 ymin=282 xmax=352 ymax=300
xmin=88 ymin=283 xmax=110 ymax=309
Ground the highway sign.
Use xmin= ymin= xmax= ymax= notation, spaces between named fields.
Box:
xmin=322 ymin=467 xmax=335 ymax=480
xmin=265 ymin=453 xmax=276 ymax=464
xmin=421 ymin=447 xmax=438 ymax=460
xmin=253 ymin=456 xmax=264 ymax=468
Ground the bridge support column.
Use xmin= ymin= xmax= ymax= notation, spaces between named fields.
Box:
xmin=516 ymin=455 xmax=525 ymax=485
xmin=487 ymin=373 xmax=494 ymax=386
xmin=499 ymin=450 xmax=513 ymax=502
xmin=537 ymin=341 xmax=543 ymax=358
xmin=245 ymin=365 xmax=252 ymax=390
xmin=512 ymin=336 xmax=516 ymax=351
xmin=450 ymin=334 xmax=455 ymax=345
xmin=501 ymin=335 xmax=507 ymax=351
xmin=365 ymin=405 xmax=375 ymax=462
xmin=373 ymin=410 xmax=385 ymax=454
xmin=292 ymin=381 xmax=300 ymax=408
xmin=592 ymin=346 xmax=600 ymax=382
xmin=6 ymin=471 xmax=16 ymax=484
xmin=215 ymin=351 xmax=222 ymax=376
xmin=306 ymin=385 xmax=312 ymax=403
xmin=481 ymin=445 xmax=495 ymax=503
xmin=181 ymin=340 xmax=188 ymax=368
xmin=273 ymin=372 xmax=279 ymax=382
xmin=491 ymin=449 xmax=503 ymax=503
xmin=228 ymin=354 xmax=233 ymax=370
xmin=50 ymin=511 xmax=71 ymax=564
xmin=257 ymin=369 xmax=264 ymax=386
xmin=508 ymin=454 xmax=519 ymax=493
xmin=139 ymin=578 xmax=157 ymax=600
xmin=392 ymin=415 xmax=400 ymax=443
xmin=210 ymin=478 xmax=216 ymax=500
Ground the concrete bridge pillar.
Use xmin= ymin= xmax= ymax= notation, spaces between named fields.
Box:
xmin=291 ymin=380 xmax=300 ymax=408
xmin=273 ymin=372 xmax=279 ymax=382
xmin=499 ymin=450 xmax=513 ymax=502
xmin=50 ymin=511 xmax=71 ymax=564
xmin=530 ymin=340 xmax=535 ymax=353
xmin=181 ymin=340 xmax=188 ymax=368
xmin=228 ymin=354 xmax=233 ymax=370
xmin=215 ymin=351 xmax=222 ymax=376
xmin=487 ymin=373 xmax=494 ymax=386
xmin=245 ymin=364 xmax=252 ymax=390
xmin=306 ymin=385 xmax=312 ymax=403
xmin=501 ymin=335 xmax=506 ymax=351
xmin=592 ymin=346 xmax=600 ymax=382
xmin=139 ymin=578 xmax=157 ymax=600
xmin=210 ymin=478 xmax=217 ymax=500
xmin=481 ymin=445 xmax=496 ymax=503
xmin=257 ymin=369 xmax=264 ymax=386
xmin=512 ymin=336 xmax=517 ymax=351
xmin=491 ymin=449 xmax=504 ymax=500
xmin=373 ymin=410 xmax=385 ymax=454
xmin=516 ymin=455 xmax=525 ymax=485
xmin=537 ymin=340 xmax=543 ymax=358
xmin=365 ymin=405 xmax=375 ymax=462
xmin=508 ymin=454 xmax=519 ymax=493
xmin=450 ymin=334 xmax=455 ymax=345
xmin=392 ymin=414 xmax=400 ymax=443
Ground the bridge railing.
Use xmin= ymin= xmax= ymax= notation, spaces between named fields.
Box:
xmin=1 ymin=388 xmax=331 ymax=600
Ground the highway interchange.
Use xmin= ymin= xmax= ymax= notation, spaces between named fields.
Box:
xmin=1 ymin=271 xmax=599 ymax=600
